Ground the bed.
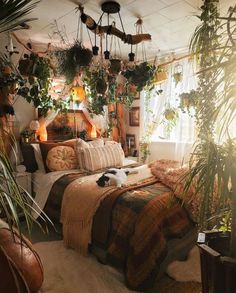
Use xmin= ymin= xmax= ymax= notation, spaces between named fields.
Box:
xmin=21 ymin=139 xmax=197 ymax=291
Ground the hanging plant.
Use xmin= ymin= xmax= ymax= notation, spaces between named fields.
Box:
xmin=83 ymin=68 xmax=108 ymax=115
xmin=54 ymin=42 xmax=92 ymax=85
xmin=124 ymin=62 xmax=156 ymax=92
xmin=109 ymin=59 xmax=122 ymax=76
xmin=179 ymin=89 xmax=200 ymax=115
xmin=162 ymin=106 xmax=179 ymax=134
xmin=0 ymin=54 xmax=23 ymax=116
xmin=17 ymin=54 xmax=71 ymax=117
xmin=154 ymin=65 xmax=168 ymax=84
xmin=173 ymin=63 xmax=183 ymax=86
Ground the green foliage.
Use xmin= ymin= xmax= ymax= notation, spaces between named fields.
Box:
xmin=17 ymin=54 xmax=71 ymax=117
xmin=179 ymin=89 xmax=200 ymax=115
xmin=124 ymin=62 xmax=156 ymax=92
xmin=183 ymin=1 xmax=236 ymax=257
xmin=0 ymin=0 xmax=39 ymax=33
xmin=54 ymin=42 xmax=92 ymax=85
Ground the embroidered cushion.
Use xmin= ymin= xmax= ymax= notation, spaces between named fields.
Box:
xmin=40 ymin=141 xmax=76 ymax=172
xmin=46 ymin=146 xmax=77 ymax=172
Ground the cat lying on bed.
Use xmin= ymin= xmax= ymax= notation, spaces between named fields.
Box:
xmin=96 ymin=168 xmax=138 ymax=188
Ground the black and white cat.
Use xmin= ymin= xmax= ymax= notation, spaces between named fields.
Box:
xmin=96 ymin=168 xmax=138 ymax=188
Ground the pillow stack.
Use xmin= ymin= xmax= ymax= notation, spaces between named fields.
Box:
xmin=21 ymin=138 xmax=124 ymax=173
xmin=75 ymin=138 xmax=124 ymax=171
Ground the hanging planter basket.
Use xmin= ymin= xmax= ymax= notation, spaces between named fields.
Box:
xmin=173 ymin=63 xmax=183 ymax=85
xmin=75 ymin=43 xmax=93 ymax=67
xmin=96 ymin=78 xmax=107 ymax=95
xmin=155 ymin=66 xmax=168 ymax=84
xmin=109 ymin=59 xmax=122 ymax=75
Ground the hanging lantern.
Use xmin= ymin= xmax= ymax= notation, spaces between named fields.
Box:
xmin=70 ymin=86 xmax=86 ymax=102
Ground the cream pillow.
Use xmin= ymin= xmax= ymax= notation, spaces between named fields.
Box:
xmin=46 ymin=146 xmax=77 ymax=172
xmin=75 ymin=138 xmax=104 ymax=169
xmin=79 ymin=144 xmax=124 ymax=171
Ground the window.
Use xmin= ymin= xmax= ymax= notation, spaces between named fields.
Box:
xmin=141 ymin=58 xmax=197 ymax=143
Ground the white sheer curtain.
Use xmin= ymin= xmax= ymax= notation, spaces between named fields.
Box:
xmin=140 ymin=58 xmax=198 ymax=162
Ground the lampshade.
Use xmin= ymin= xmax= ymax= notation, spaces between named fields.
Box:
xmin=29 ymin=120 xmax=40 ymax=131
xmin=90 ymin=125 xmax=97 ymax=139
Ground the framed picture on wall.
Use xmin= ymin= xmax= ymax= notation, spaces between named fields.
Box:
xmin=129 ymin=107 xmax=140 ymax=126
xmin=126 ymin=134 xmax=136 ymax=149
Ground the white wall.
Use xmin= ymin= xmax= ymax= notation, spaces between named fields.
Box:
xmin=149 ymin=141 xmax=193 ymax=163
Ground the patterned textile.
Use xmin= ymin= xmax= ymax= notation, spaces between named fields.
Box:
xmin=75 ymin=138 xmax=104 ymax=169
xmin=46 ymin=146 xmax=77 ymax=172
xmin=92 ymin=181 xmax=193 ymax=291
xmin=44 ymin=172 xmax=87 ymax=221
xmin=40 ymin=141 xmax=76 ymax=172
xmin=78 ymin=144 xmax=125 ymax=171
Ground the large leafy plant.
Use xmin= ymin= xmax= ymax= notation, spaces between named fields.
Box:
xmin=183 ymin=0 xmax=236 ymax=258
xmin=18 ymin=53 xmax=71 ymax=116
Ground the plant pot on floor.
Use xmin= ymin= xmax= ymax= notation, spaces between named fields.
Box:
xmin=198 ymin=231 xmax=236 ymax=293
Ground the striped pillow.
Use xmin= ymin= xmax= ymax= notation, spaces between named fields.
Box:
xmin=75 ymin=138 xmax=104 ymax=169
xmin=78 ymin=144 xmax=124 ymax=171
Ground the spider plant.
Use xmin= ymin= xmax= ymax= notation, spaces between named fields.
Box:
xmin=0 ymin=0 xmax=50 ymax=235
xmin=0 ymin=120 xmax=50 ymax=235
xmin=0 ymin=0 xmax=39 ymax=34
xmin=183 ymin=0 xmax=236 ymax=258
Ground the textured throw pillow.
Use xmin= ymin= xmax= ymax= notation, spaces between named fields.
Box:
xmin=46 ymin=146 xmax=77 ymax=172
xmin=79 ymin=143 xmax=125 ymax=171
xmin=104 ymin=140 xmax=118 ymax=146
xmin=40 ymin=141 xmax=76 ymax=173
xmin=75 ymin=138 xmax=104 ymax=169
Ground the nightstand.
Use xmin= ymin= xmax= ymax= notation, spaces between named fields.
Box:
xmin=15 ymin=172 xmax=32 ymax=196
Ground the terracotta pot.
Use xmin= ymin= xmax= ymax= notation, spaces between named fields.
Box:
xmin=0 ymin=227 xmax=44 ymax=293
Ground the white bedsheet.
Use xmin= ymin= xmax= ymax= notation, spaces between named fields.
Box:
xmin=32 ymin=158 xmax=139 ymax=219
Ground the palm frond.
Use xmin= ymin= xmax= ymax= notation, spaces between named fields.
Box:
xmin=0 ymin=0 xmax=39 ymax=34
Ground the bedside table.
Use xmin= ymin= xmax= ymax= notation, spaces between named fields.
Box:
xmin=15 ymin=172 xmax=32 ymax=196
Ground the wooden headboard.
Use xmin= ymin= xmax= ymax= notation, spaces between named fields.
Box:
xmin=46 ymin=110 xmax=93 ymax=141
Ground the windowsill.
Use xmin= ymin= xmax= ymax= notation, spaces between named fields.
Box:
xmin=150 ymin=139 xmax=194 ymax=144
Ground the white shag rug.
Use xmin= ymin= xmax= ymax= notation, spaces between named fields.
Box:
xmin=167 ymin=246 xmax=201 ymax=283
xmin=34 ymin=241 xmax=138 ymax=293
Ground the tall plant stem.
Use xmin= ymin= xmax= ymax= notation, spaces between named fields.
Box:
xmin=230 ymin=167 xmax=236 ymax=258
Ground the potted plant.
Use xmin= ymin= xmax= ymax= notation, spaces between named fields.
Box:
xmin=182 ymin=1 xmax=236 ymax=292
xmin=124 ymin=61 xmax=156 ymax=92
xmin=155 ymin=65 xmax=168 ymax=84
xmin=179 ymin=89 xmax=200 ymax=115
xmin=0 ymin=1 xmax=49 ymax=291
xmin=54 ymin=42 xmax=92 ymax=85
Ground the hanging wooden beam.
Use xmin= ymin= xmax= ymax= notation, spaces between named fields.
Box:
xmin=79 ymin=6 xmax=151 ymax=45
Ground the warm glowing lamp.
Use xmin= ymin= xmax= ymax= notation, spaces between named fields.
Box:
xmin=29 ymin=119 xmax=40 ymax=141
xmin=71 ymin=86 xmax=86 ymax=102
xmin=91 ymin=125 xmax=97 ymax=139
xmin=38 ymin=123 xmax=48 ymax=141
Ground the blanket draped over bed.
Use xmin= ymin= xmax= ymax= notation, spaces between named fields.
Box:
xmin=44 ymin=163 xmax=194 ymax=290
xmin=60 ymin=165 xmax=154 ymax=255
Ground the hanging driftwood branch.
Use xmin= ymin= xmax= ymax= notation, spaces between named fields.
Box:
xmin=79 ymin=6 xmax=151 ymax=45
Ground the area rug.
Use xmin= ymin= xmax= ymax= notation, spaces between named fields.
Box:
xmin=34 ymin=241 xmax=201 ymax=293
xmin=34 ymin=241 xmax=137 ymax=293
xmin=166 ymin=246 xmax=201 ymax=283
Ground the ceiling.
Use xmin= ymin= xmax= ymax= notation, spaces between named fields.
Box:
xmin=15 ymin=0 xmax=235 ymax=62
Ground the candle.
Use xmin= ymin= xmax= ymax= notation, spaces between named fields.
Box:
xmin=128 ymin=138 xmax=131 ymax=149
